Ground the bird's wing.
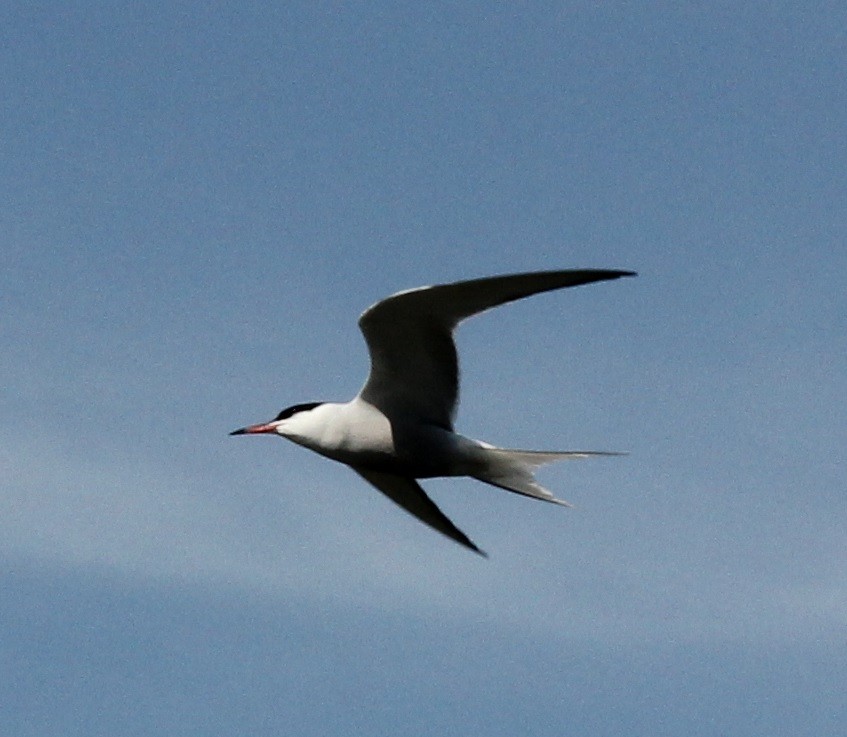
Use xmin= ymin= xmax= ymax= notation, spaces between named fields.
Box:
xmin=352 ymin=467 xmax=486 ymax=556
xmin=356 ymin=269 xmax=636 ymax=428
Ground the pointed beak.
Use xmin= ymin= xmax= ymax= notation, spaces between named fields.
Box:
xmin=229 ymin=422 xmax=277 ymax=436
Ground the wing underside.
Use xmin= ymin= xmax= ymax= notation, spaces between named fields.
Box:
xmin=356 ymin=269 xmax=635 ymax=428
xmin=352 ymin=467 xmax=486 ymax=556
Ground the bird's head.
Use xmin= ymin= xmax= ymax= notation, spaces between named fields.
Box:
xmin=229 ymin=402 xmax=325 ymax=438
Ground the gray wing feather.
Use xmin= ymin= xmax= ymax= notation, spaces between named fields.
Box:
xmin=352 ymin=467 xmax=486 ymax=556
xmin=357 ymin=269 xmax=635 ymax=428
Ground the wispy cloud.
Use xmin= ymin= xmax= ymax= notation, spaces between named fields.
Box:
xmin=3 ymin=423 xmax=844 ymax=649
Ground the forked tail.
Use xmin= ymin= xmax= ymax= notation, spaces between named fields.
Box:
xmin=471 ymin=447 xmax=624 ymax=506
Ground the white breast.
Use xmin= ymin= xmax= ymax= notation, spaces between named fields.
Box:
xmin=281 ymin=399 xmax=395 ymax=461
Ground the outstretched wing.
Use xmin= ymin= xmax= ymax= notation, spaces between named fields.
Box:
xmin=352 ymin=467 xmax=486 ymax=556
xmin=356 ymin=269 xmax=635 ymax=429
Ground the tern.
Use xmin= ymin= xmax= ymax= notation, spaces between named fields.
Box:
xmin=231 ymin=269 xmax=635 ymax=556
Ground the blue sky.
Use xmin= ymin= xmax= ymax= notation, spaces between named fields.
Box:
xmin=2 ymin=1 xmax=846 ymax=735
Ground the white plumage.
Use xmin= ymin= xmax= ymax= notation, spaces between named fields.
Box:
xmin=232 ymin=268 xmax=635 ymax=555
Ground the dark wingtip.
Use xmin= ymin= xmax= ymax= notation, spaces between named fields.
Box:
xmin=462 ymin=537 xmax=488 ymax=558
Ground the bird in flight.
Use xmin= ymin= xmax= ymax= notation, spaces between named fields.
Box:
xmin=231 ymin=269 xmax=635 ymax=556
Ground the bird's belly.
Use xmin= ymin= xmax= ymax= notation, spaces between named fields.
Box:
xmin=293 ymin=409 xmax=483 ymax=479
xmin=386 ymin=423 xmax=486 ymax=478
xmin=401 ymin=430 xmax=486 ymax=477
